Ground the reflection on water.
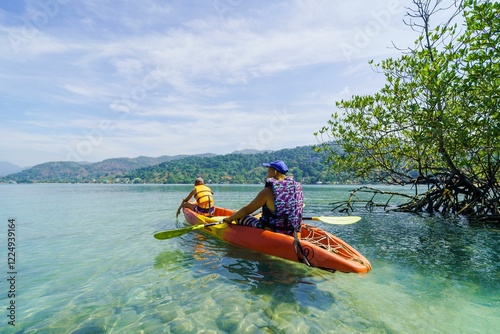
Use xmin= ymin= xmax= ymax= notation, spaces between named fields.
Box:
xmin=157 ymin=231 xmax=332 ymax=297
xmin=153 ymin=232 xmax=342 ymax=332
xmin=353 ymin=212 xmax=500 ymax=291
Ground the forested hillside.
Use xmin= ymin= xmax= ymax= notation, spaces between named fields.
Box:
xmin=125 ymin=146 xmax=357 ymax=184
xmin=0 ymin=154 xmax=214 ymax=183
xmin=1 ymin=145 xmax=360 ymax=184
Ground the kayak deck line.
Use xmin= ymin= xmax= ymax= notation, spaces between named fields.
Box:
xmin=300 ymin=225 xmax=371 ymax=268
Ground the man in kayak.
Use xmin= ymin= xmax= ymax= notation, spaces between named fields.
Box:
xmin=176 ymin=178 xmax=215 ymax=217
xmin=222 ymin=160 xmax=304 ymax=236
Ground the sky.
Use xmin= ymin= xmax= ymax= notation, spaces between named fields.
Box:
xmin=0 ymin=0 xmax=421 ymax=167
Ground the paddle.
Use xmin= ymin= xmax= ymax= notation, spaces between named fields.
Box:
xmin=154 ymin=221 xmax=224 ymax=240
xmin=153 ymin=216 xmax=361 ymax=240
xmin=251 ymin=212 xmax=361 ymax=225
xmin=303 ymin=216 xmax=361 ymax=225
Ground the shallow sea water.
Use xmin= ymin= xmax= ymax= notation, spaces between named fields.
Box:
xmin=0 ymin=184 xmax=498 ymax=333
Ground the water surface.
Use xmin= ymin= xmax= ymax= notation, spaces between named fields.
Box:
xmin=0 ymin=184 xmax=498 ymax=333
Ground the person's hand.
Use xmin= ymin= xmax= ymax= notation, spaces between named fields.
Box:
xmin=176 ymin=199 xmax=185 ymax=217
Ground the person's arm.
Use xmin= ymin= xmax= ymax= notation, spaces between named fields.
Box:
xmin=185 ymin=189 xmax=196 ymax=202
xmin=223 ymin=187 xmax=272 ymax=223
xmin=176 ymin=189 xmax=196 ymax=217
xmin=175 ymin=201 xmax=183 ymax=217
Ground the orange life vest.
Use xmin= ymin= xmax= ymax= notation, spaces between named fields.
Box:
xmin=194 ymin=185 xmax=214 ymax=209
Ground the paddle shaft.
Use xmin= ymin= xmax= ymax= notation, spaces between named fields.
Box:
xmin=154 ymin=215 xmax=360 ymax=240
xmin=154 ymin=220 xmax=224 ymax=240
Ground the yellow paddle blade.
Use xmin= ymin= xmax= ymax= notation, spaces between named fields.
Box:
xmin=306 ymin=216 xmax=361 ymax=225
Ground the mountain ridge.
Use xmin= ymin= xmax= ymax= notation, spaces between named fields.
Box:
xmin=0 ymin=161 xmax=26 ymax=177
xmin=0 ymin=145 xmax=355 ymax=184
xmin=0 ymin=153 xmax=218 ymax=183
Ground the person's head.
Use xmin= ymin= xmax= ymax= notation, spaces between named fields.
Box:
xmin=195 ymin=177 xmax=204 ymax=185
xmin=262 ymin=160 xmax=288 ymax=179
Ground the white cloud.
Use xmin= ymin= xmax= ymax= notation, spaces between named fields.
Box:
xmin=1 ymin=0 xmax=458 ymax=166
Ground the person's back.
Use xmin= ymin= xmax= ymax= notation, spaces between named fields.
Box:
xmin=222 ymin=160 xmax=304 ymax=235
xmin=176 ymin=178 xmax=215 ymax=217
xmin=261 ymin=177 xmax=303 ymax=235
xmin=194 ymin=183 xmax=214 ymax=210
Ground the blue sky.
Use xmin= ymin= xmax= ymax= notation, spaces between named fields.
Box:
xmin=1 ymin=0 xmax=417 ymax=167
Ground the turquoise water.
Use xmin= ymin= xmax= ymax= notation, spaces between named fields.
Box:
xmin=0 ymin=184 xmax=498 ymax=333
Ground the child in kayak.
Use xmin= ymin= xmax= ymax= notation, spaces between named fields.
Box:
xmin=176 ymin=178 xmax=215 ymax=217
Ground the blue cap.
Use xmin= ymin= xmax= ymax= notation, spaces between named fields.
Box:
xmin=263 ymin=160 xmax=288 ymax=174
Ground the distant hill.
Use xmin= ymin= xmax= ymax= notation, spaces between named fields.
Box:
xmin=0 ymin=154 xmax=217 ymax=183
xmin=0 ymin=145 xmax=360 ymax=184
xmin=124 ymin=145 xmax=357 ymax=184
xmin=0 ymin=161 xmax=25 ymax=177
xmin=231 ymin=149 xmax=272 ymax=155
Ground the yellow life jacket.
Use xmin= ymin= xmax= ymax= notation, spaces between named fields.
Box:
xmin=194 ymin=185 xmax=214 ymax=209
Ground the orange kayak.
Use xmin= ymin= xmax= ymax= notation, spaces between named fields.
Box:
xmin=183 ymin=207 xmax=372 ymax=274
